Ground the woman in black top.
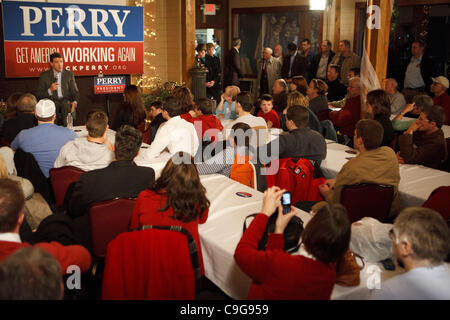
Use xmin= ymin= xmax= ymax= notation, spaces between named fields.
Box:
xmin=112 ymin=85 xmax=146 ymax=131
xmin=366 ymin=89 xmax=395 ymax=148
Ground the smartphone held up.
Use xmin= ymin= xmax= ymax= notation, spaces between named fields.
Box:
xmin=281 ymin=191 xmax=291 ymax=215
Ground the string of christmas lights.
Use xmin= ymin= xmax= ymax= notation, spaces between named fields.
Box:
xmin=134 ymin=0 xmax=159 ymax=92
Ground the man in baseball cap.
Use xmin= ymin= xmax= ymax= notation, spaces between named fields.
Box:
xmin=431 ymin=76 xmax=450 ymax=126
xmin=11 ymin=99 xmax=78 ymax=178
xmin=35 ymin=99 xmax=56 ymax=119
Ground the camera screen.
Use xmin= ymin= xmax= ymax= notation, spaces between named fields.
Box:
xmin=281 ymin=192 xmax=291 ymax=205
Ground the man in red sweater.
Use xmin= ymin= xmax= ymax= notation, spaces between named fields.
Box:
xmin=431 ymin=76 xmax=450 ymax=125
xmin=0 ymin=178 xmax=91 ymax=274
xmin=329 ymin=77 xmax=361 ymax=138
xmin=257 ymin=94 xmax=280 ymax=128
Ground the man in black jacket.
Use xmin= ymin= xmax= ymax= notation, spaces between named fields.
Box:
xmin=401 ymin=40 xmax=435 ymax=103
xmin=68 ymin=125 xmax=155 ymax=218
xmin=205 ymin=43 xmax=222 ymax=102
xmin=326 ymin=64 xmax=347 ymax=102
xmin=224 ymin=38 xmax=242 ymax=87
xmin=257 ymin=105 xmax=327 ymax=165
xmin=310 ymin=40 xmax=335 ymax=81
xmin=281 ymin=42 xmax=307 ymax=80
xmin=0 ymin=93 xmax=37 ymax=144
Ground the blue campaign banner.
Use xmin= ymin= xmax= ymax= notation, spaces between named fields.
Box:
xmin=2 ymin=0 xmax=143 ymax=42
xmin=94 ymin=75 xmax=126 ymax=94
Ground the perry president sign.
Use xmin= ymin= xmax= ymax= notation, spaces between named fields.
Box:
xmin=2 ymin=1 xmax=143 ymax=78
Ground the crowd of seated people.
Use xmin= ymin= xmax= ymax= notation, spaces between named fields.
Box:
xmin=0 ymin=35 xmax=449 ymax=301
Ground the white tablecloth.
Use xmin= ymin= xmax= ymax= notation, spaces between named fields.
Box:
xmin=331 ymin=261 xmax=403 ymax=299
xmin=198 ymin=174 xmax=312 ymax=299
xmin=321 ymin=140 xmax=450 ymax=207
xmin=73 ymin=125 xmax=407 ymax=300
xmin=72 ymin=125 xmax=116 ymax=144
xmin=198 ymin=174 xmax=404 ymax=300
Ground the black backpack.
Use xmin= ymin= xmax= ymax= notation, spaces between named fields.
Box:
xmin=243 ymin=213 xmax=304 ymax=253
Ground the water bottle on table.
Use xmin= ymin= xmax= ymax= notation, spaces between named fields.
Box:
xmin=66 ymin=113 xmax=73 ymax=128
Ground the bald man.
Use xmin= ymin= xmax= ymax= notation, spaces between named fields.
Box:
xmin=257 ymin=47 xmax=282 ymax=96
xmin=385 ymin=78 xmax=406 ymax=116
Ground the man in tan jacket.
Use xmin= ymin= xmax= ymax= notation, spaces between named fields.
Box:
xmin=330 ymin=40 xmax=361 ymax=86
xmin=319 ymin=119 xmax=402 ymax=217
xmin=257 ymin=48 xmax=282 ymax=96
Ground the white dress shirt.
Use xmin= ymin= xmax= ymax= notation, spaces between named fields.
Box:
xmin=316 ymin=53 xmax=329 ymax=79
xmin=223 ymin=114 xmax=268 ymax=148
xmin=404 ymin=55 xmax=425 ymax=89
xmin=141 ymin=116 xmax=199 ymax=161
xmin=47 ymin=70 xmax=63 ymax=98
xmin=0 ymin=233 xmax=21 ymax=243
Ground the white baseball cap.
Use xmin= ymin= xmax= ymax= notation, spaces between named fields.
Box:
xmin=431 ymin=76 xmax=449 ymax=89
xmin=36 ymin=99 xmax=56 ymax=118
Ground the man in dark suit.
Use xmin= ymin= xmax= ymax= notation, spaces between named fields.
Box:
xmin=36 ymin=52 xmax=79 ymax=127
xmin=205 ymin=43 xmax=222 ymax=102
xmin=281 ymin=42 xmax=307 ymax=80
xmin=310 ymin=40 xmax=335 ymax=81
xmin=68 ymin=125 xmax=155 ymax=219
xmin=224 ymin=38 xmax=243 ymax=88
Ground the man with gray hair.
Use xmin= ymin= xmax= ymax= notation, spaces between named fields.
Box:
xmin=0 ymin=247 xmax=63 ymax=300
xmin=224 ymin=38 xmax=243 ymax=87
xmin=384 ymin=78 xmax=406 ymax=116
xmin=0 ymin=93 xmax=37 ymax=144
xmin=371 ymin=207 xmax=450 ymax=300
xmin=257 ymin=47 xmax=282 ymax=96
xmin=272 ymin=79 xmax=289 ymax=114
xmin=273 ymin=44 xmax=283 ymax=60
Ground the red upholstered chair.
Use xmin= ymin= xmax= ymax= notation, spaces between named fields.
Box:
xmin=422 ymin=186 xmax=450 ymax=228
xmin=102 ymin=227 xmax=199 ymax=300
xmin=49 ymin=166 xmax=84 ymax=206
xmin=137 ymin=121 xmax=152 ymax=145
xmin=89 ymin=197 xmax=136 ymax=258
xmin=340 ymin=184 xmax=394 ymax=223
xmin=441 ymin=138 xmax=450 ymax=172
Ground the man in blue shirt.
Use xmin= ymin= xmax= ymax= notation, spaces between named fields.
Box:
xmin=11 ymin=99 xmax=77 ymax=178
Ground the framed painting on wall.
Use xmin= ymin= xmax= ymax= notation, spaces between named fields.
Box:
xmin=232 ymin=6 xmax=323 ymax=77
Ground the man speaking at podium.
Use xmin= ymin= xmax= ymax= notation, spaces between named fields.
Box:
xmin=37 ymin=52 xmax=80 ymax=127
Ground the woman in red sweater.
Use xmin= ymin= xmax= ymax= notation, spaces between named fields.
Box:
xmin=234 ymin=187 xmax=351 ymax=300
xmin=130 ymin=152 xmax=210 ymax=274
